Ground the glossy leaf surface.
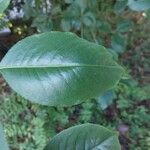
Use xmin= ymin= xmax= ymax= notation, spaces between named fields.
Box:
xmin=0 ymin=32 xmax=124 ymax=106
xmin=0 ymin=0 xmax=10 ymax=13
xmin=44 ymin=123 xmax=121 ymax=150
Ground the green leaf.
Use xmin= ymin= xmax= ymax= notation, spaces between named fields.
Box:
xmin=23 ymin=0 xmax=36 ymax=19
xmin=98 ymin=90 xmax=116 ymax=110
xmin=0 ymin=123 xmax=9 ymax=150
xmin=111 ymin=33 xmax=127 ymax=53
xmin=82 ymin=12 xmax=96 ymax=27
xmin=64 ymin=0 xmax=74 ymax=4
xmin=75 ymin=0 xmax=88 ymax=13
xmin=61 ymin=19 xmax=71 ymax=31
xmin=0 ymin=32 xmax=124 ymax=106
xmin=64 ymin=3 xmax=81 ymax=18
xmin=0 ymin=0 xmax=10 ymax=13
xmin=128 ymin=0 xmax=150 ymax=11
xmin=146 ymin=9 xmax=150 ymax=19
xmin=116 ymin=20 xmax=133 ymax=33
xmin=107 ymin=48 xmax=118 ymax=61
xmin=114 ymin=0 xmax=128 ymax=14
xmin=44 ymin=123 xmax=121 ymax=150
xmin=97 ymin=21 xmax=112 ymax=33
xmin=32 ymin=15 xmax=53 ymax=32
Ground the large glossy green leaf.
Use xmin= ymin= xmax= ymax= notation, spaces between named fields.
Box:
xmin=128 ymin=0 xmax=150 ymax=11
xmin=44 ymin=123 xmax=121 ymax=150
xmin=0 ymin=123 xmax=9 ymax=150
xmin=0 ymin=0 xmax=10 ymax=13
xmin=0 ymin=32 xmax=124 ymax=106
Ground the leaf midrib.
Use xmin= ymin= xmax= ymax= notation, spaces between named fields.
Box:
xmin=0 ymin=64 xmax=122 ymax=70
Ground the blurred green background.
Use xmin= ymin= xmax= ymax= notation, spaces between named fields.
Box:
xmin=0 ymin=0 xmax=150 ymax=149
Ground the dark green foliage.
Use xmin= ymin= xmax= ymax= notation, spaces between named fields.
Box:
xmin=0 ymin=78 xmax=149 ymax=149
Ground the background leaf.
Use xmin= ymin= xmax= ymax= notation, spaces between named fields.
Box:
xmin=0 ymin=32 xmax=124 ymax=106
xmin=61 ymin=19 xmax=71 ymax=31
xmin=82 ymin=12 xmax=96 ymax=27
xmin=64 ymin=0 xmax=74 ymax=4
xmin=114 ymin=0 xmax=128 ymax=14
xmin=32 ymin=15 xmax=53 ymax=32
xmin=116 ymin=20 xmax=133 ymax=33
xmin=75 ymin=0 xmax=88 ymax=13
xmin=146 ymin=9 xmax=150 ymax=19
xmin=97 ymin=21 xmax=112 ymax=33
xmin=128 ymin=0 xmax=150 ymax=11
xmin=44 ymin=123 xmax=121 ymax=150
xmin=98 ymin=90 xmax=116 ymax=110
xmin=111 ymin=33 xmax=127 ymax=53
